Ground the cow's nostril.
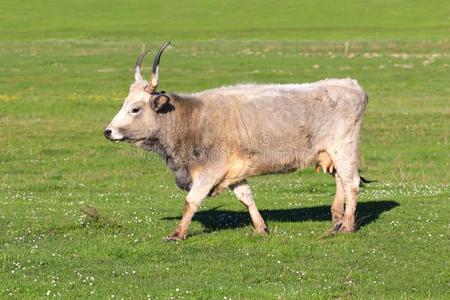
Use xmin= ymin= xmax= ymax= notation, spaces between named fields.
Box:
xmin=104 ymin=128 xmax=112 ymax=139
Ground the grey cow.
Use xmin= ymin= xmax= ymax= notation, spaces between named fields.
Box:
xmin=104 ymin=42 xmax=369 ymax=241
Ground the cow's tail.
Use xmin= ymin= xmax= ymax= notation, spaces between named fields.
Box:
xmin=359 ymin=174 xmax=374 ymax=187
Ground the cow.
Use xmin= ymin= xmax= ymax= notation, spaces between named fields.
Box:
xmin=104 ymin=42 xmax=369 ymax=241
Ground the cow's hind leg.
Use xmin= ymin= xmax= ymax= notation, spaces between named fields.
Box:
xmin=331 ymin=151 xmax=360 ymax=233
xmin=231 ymin=180 xmax=268 ymax=235
xmin=331 ymin=173 xmax=345 ymax=228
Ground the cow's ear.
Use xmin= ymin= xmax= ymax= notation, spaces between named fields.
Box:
xmin=150 ymin=94 xmax=173 ymax=113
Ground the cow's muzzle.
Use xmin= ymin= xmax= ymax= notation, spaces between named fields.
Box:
xmin=104 ymin=128 xmax=112 ymax=139
xmin=104 ymin=127 xmax=124 ymax=141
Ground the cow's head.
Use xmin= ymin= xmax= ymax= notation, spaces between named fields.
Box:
xmin=104 ymin=42 xmax=172 ymax=142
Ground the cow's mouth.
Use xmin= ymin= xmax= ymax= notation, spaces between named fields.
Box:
xmin=124 ymin=137 xmax=147 ymax=144
xmin=107 ymin=136 xmax=126 ymax=143
xmin=107 ymin=136 xmax=142 ymax=144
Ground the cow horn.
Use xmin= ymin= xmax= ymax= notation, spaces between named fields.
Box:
xmin=134 ymin=47 xmax=152 ymax=82
xmin=146 ymin=41 xmax=171 ymax=94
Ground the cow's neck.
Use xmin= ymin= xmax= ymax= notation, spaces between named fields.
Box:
xmin=150 ymin=94 xmax=198 ymax=172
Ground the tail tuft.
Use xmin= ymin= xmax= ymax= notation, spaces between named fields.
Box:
xmin=359 ymin=175 xmax=374 ymax=187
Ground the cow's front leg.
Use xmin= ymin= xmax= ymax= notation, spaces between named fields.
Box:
xmin=231 ymin=180 xmax=268 ymax=235
xmin=165 ymin=175 xmax=216 ymax=241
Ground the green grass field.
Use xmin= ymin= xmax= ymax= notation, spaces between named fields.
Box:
xmin=1 ymin=0 xmax=449 ymax=298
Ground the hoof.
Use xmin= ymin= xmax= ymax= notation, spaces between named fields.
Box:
xmin=337 ymin=223 xmax=354 ymax=233
xmin=164 ymin=231 xmax=186 ymax=242
xmin=254 ymin=226 xmax=269 ymax=236
xmin=164 ymin=236 xmax=182 ymax=242
xmin=334 ymin=222 xmax=342 ymax=232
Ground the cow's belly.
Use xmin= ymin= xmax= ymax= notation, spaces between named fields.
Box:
xmin=209 ymin=147 xmax=314 ymax=196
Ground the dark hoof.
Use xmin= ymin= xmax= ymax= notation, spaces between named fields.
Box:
xmin=334 ymin=223 xmax=342 ymax=231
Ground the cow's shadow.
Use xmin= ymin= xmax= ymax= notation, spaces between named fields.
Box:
xmin=163 ymin=200 xmax=399 ymax=232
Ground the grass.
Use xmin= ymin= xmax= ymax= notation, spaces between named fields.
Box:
xmin=0 ymin=0 xmax=449 ymax=298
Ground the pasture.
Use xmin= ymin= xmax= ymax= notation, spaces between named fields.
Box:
xmin=0 ymin=0 xmax=449 ymax=298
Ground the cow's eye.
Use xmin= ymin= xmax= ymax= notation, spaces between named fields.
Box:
xmin=131 ymin=107 xmax=141 ymax=114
